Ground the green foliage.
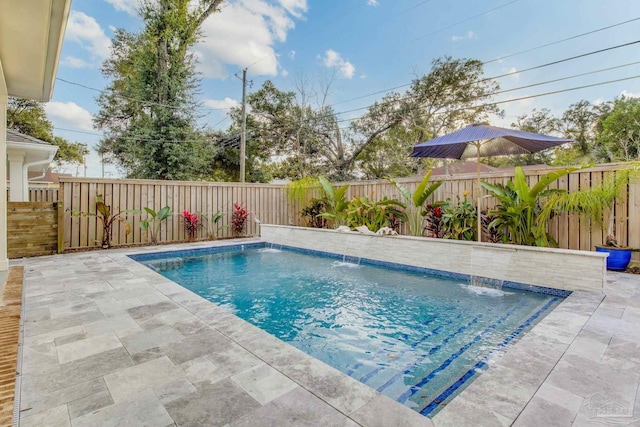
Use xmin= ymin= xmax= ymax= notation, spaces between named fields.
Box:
xmin=481 ymin=166 xmax=578 ymax=246
xmin=95 ymin=1 xmax=223 ymax=180
xmin=597 ymin=97 xmax=640 ymax=162
xmin=285 ymin=176 xmax=320 ymax=206
xmin=7 ymin=97 xmax=90 ymax=168
xmin=388 ymin=170 xmax=443 ymax=236
xmin=7 ymin=98 xmax=53 ymax=141
xmin=345 ymin=196 xmax=407 ymax=233
xmin=199 ymin=211 xmax=226 ymax=239
xmin=441 ymin=196 xmax=477 ymax=241
xmin=140 ymin=206 xmax=171 ymax=245
xmin=317 ymin=176 xmax=350 ymax=228
xmin=300 ymin=199 xmax=327 ymax=228
xmin=52 ymin=136 xmax=89 ymax=166
xmin=73 ymin=195 xmax=140 ymax=248
xmin=539 ymin=163 xmax=640 ymax=247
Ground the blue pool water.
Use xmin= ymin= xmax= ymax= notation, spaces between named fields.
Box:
xmin=133 ymin=244 xmax=564 ymax=416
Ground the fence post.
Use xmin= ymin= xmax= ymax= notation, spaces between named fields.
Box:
xmin=57 ymin=185 xmax=64 ymax=254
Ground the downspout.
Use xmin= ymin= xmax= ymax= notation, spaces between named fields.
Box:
xmin=23 ymin=150 xmax=56 ymax=185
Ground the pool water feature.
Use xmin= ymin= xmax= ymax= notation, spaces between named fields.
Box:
xmin=133 ymin=244 xmax=565 ymax=417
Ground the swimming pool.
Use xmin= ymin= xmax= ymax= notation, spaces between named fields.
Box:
xmin=132 ymin=243 xmax=566 ymax=416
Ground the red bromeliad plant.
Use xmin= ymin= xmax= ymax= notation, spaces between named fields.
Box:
xmin=232 ymin=203 xmax=249 ymax=237
xmin=182 ymin=210 xmax=199 ymax=241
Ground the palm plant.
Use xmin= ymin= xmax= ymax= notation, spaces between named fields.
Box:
xmin=317 ymin=176 xmax=350 ymax=228
xmin=481 ymin=166 xmax=578 ymax=246
xmin=539 ymin=163 xmax=640 ymax=247
xmin=388 ymin=170 xmax=442 ymax=236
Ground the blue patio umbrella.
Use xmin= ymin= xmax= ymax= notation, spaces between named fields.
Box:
xmin=410 ymin=124 xmax=573 ymax=241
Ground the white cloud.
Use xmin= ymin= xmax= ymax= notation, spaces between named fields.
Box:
xmin=281 ymin=69 xmax=289 ymax=77
xmin=60 ymin=56 xmax=92 ymax=68
xmin=104 ymin=0 xmax=139 ymax=15
xmin=195 ymin=0 xmax=307 ymax=78
xmin=504 ymin=66 xmax=519 ymax=81
xmin=45 ymin=102 xmax=94 ymax=131
xmin=322 ymin=49 xmax=355 ymax=79
xmin=451 ymin=30 xmax=477 ymax=42
xmin=621 ymin=90 xmax=640 ymax=98
xmin=203 ymin=97 xmax=240 ymax=109
xmin=66 ymin=11 xmax=112 ymax=59
xmin=367 ymin=0 xmax=379 ymax=5
xmin=277 ymin=0 xmax=308 ymax=17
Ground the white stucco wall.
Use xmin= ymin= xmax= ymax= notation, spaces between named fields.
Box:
xmin=260 ymin=225 xmax=607 ymax=292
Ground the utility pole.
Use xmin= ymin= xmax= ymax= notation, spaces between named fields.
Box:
xmin=239 ymin=68 xmax=248 ymax=183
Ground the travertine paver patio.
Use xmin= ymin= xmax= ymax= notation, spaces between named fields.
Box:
xmin=14 ymin=239 xmax=640 ymax=427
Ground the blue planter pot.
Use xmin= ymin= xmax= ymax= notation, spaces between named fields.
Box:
xmin=595 ymin=245 xmax=632 ymax=271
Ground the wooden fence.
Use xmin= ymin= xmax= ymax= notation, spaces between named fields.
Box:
xmin=7 ymin=202 xmax=59 ymax=258
xmin=53 ymin=163 xmax=639 ymax=259
xmin=60 ymin=179 xmax=290 ymax=249
xmin=6 ymin=188 xmax=59 ymax=202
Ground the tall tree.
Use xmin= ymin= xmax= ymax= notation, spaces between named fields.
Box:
xmin=596 ymin=96 xmax=640 ymax=161
xmin=354 ymin=56 xmax=501 ymax=178
xmin=95 ymin=0 xmax=224 ymax=180
xmin=7 ymin=98 xmax=53 ymax=141
xmin=7 ymin=97 xmax=89 ymax=168
xmin=507 ymin=108 xmax=563 ymax=165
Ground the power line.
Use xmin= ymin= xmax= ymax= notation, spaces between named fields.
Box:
xmin=55 ymin=77 xmax=233 ymax=112
xmin=333 ymin=74 xmax=640 ymax=125
xmin=330 ymin=17 xmax=640 ymax=107
xmin=484 ymin=16 xmax=640 ymax=65
xmin=324 ymin=39 xmax=640 ymax=118
xmin=406 ymin=0 xmax=522 ymax=44
xmin=57 ymin=64 xmax=640 ymax=143
xmin=53 ymin=127 xmax=229 ymax=144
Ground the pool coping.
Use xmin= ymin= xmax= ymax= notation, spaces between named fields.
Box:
xmin=129 ymin=240 xmax=601 ymax=422
xmin=16 ymin=238 xmax=607 ymax=426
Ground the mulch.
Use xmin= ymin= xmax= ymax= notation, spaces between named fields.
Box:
xmin=0 ymin=267 xmax=23 ymax=426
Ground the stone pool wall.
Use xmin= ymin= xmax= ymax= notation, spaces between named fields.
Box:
xmin=260 ymin=225 xmax=607 ymax=292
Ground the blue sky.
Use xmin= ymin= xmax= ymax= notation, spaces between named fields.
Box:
xmin=48 ymin=0 xmax=640 ymax=177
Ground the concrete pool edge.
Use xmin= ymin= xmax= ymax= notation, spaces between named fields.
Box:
xmin=115 ymin=239 xmax=432 ymax=425
xmin=260 ymin=224 xmax=607 ymax=293
xmin=123 ymin=239 xmax=602 ymax=423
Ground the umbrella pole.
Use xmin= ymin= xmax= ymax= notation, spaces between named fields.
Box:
xmin=476 ymin=144 xmax=482 ymax=243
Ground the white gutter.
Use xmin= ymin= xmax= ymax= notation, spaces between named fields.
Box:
xmin=25 ymin=152 xmax=55 ymax=181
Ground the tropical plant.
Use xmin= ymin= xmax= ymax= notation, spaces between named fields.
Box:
xmin=481 ymin=166 xmax=578 ymax=246
xmin=72 ymin=195 xmax=139 ymax=248
xmin=232 ymin=203 xmax=250 ymax=237
xmin=441 ymin=196 xmax=477 ymax=241
xmin=139 ymin=206 xmax=171 ymax=245
xmin=482 ymin=214 xmax=507 ymax=243
xmin=199 ymin=211 xmax=226 ymax=239
xmin=424 ymin=203 xmax=446 ymax=238
xmin=388 ymin=170 xmax=443 ymax=236
xmin=539 ymin=164 xmax=640 ymax=247
xmin=285 ymin=176 xmax=320 ymax=206
xmin=182 ymin=210 xmax=199 ymax=241
xmin=301 ymin=199 xmax=327 ymax=228
xmin=317 ymin=176 xmax=350 ymax=228
xmin=345 ymin=196 xmax=407 ymax=232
